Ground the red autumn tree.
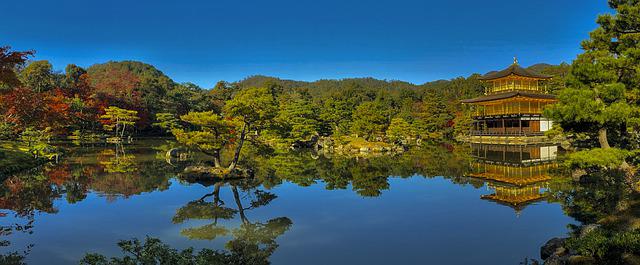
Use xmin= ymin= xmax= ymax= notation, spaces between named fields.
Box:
xmin=0 ymin=87 xmax=46 ymax=130
xmin=89 ymin=67 xmax=140 ymax=104
xmin=42 ymin=89 xmax=72 ymax=134
xmin=0 ymin=46 xmax=34 ymax=90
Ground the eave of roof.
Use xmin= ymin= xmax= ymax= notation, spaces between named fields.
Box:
xmin=460 ymin=91 xmax=556 ymax=104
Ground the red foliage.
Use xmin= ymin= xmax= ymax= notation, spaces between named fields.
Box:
xmin=90 ymin=67 xmax=140 ymax=102
xmin=43 ymin=89 xmax=72 ymax=134
xmin=0 ymin=46 xmax=34 ymax=88
xmin=446 ymin=119 xmax=455 ymax=127
xmin=46 ymin=164 xmax=71 ymax=186
xmin=63 ymin=73 xmax=93 ymax=99
xmin=0 ymin=87 xmax=46 ymax=129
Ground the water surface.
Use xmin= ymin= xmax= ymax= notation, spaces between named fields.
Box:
xmin=1 ymin=140 xmax=577 ymax=264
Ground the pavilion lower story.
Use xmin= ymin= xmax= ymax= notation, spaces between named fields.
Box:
xmin=470 ymin=116 xmax=553 ymax=137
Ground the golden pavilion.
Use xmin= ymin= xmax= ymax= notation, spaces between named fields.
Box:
xmin=461 ymin=58 xmax=558 ymax=144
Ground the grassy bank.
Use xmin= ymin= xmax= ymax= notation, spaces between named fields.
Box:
xmin=0 ymin=146 xmax=42 ymax=177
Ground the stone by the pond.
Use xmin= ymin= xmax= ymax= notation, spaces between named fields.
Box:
xmin=544 ymin=254 xmax=568 ymax=265
xmin=567 ymin=255 xmax=596 ymax=265
xmin=622 ymin=253 xmax=640 ymax=265
xmin=181 ymin=166 xmax=253 ymax=181
xmin=541 ymin=237 xmax=567 ymax=260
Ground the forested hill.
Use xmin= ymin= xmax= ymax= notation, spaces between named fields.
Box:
xmin=235 ymin=63 xmax=568 ymax=91
xmin=0 ymin=52 xmax=570 ymax=141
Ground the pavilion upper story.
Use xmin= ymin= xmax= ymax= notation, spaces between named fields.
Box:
xmin=462 ymin=59 xmax=556 ymax=118
xmin=478 ymin=59 xmax=552 ymax=95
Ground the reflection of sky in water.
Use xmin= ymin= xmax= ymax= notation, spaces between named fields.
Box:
xmin=4 ymin=173 xmax=575 ymax=265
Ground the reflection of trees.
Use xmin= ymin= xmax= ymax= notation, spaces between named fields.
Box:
xmin=550 ymin=170 xmax=630 ymax=225
xmin=0 ymin=173 xmax=62 ymax=264
xmin=88 ymin=145 xmax=174 ymax=200
xmin=246 ymin=144 xmax=474 ymax=198
xmin=265 ymin=151 xmax=318 ymax=187
xmin=98 ymin=145 xmax=137 ymax=174
xmin=173 ymin=179 xmax=292 ymax=264
xmin=0 ymin=221 xmax=31 ymax=265
xmin=0 ymin=142 xmax=181 ymax=263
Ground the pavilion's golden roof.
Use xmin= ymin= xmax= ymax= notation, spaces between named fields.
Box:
xmin=479 ymin=63 xmax=552 ymax=80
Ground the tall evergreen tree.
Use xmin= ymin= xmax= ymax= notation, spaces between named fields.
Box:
xmin=224 ymin=87 xmax=278 ymax=170
xmin=546 ymin=0 xmax=640 ymax=149
xmin=351 ymin=101 xmax=389 ymax=140
xmin=275 ymin=93 xmax=320 ymax=142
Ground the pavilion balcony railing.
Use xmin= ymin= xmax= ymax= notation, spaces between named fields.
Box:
xmin=472 ymin=112 xmax=543 ymax=119
xmin=487 ymin=87 xmax=547 ymax=95
xmin=469 ymin=130 xmax=545 ymax=137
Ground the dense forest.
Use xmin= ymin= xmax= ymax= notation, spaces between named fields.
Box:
xmin=0 ymin=45 xmax=575 ymax=177
xmin=0 ymin=46 xmax=570 ymax=152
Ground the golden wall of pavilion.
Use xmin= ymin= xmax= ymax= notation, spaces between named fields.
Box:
xmin=484 ymin=76 xmax=548 ymax=94
xmin=473 ymin=98 xmax=555 ymax=117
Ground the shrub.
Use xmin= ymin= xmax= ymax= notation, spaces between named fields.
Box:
xmin=0 ymin=122 xmax=16 ymax=140
xmin=564 ymin=148 xmax=629 ymax=169
xmin=566 ymin=228 xmax=640 ymax=263
xmin=80 ymin=237 xmax=231 ymax=265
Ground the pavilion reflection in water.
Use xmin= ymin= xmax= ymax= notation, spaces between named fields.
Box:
xmin=467 ymin=143 xmax=559 ymax=214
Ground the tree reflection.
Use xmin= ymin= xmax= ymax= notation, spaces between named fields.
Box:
xmin=553 ymin=170 xmax=631 ymax=225
xmin=242 ymin=144 xmax=473 ymax=198
xmin=63 ymin=144 xmax=176 ymax=200
xmin=0 ymin=172 xmax=61 ymax=264
xmin=98 ymin=145 xmax=137 ymax=174
xmin=173 ymin=179 xmax=292 ymax=264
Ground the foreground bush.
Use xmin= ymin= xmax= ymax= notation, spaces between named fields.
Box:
xmin=564 ymin=148 xmax=629 ymax=170
xmin=565 ymin=228 xmax=640 ymax=264
xmin=80 ymin=237 xmax=270 ymax=265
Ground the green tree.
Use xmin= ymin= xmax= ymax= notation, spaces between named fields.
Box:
xmin=223 ymin=87 xmax=278 ymax=170
xmin=452 ymin=106 xmax=474 ymax=137
xmin=153 ymin=113 xmax=181 ymax=132
xmin=546 ymin=0 xmax=640 ymax=149
xmin=319 ymin=97 xmax=354 ymax=135
xmin=386 ymin=117 xmax=415 ymax=143
xmin=275 ymin=93 xmax=320 ymax=142
xmin=20 ymin=127 xmax=55 ymax=158
xmin=100 ymin=106 xmax=139 ymax=138
xmin=165 ymin=82 xmax=215 ymax=115
xmin=413 ymin=92 xmax=454 ymax=138
xmin=64 ymin=64 xmax=86 ymax=86
xmin=172 ymin=111 xmax=233 ymax=168
xmin=19 ymin=60 xmax=55 ymax=92
xmin=351 ymin=101 xmax=388 ymax=140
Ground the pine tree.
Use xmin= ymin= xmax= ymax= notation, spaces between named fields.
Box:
xmin=546 ymin=0 xmax=640 ymax=149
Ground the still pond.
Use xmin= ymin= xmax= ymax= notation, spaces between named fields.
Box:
xmin=1 ymin=140 xmax=579 ymax=264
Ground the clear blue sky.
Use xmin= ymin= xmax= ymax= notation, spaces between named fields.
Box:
xmin=2 ymin=0 xmax=610 ymax=88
